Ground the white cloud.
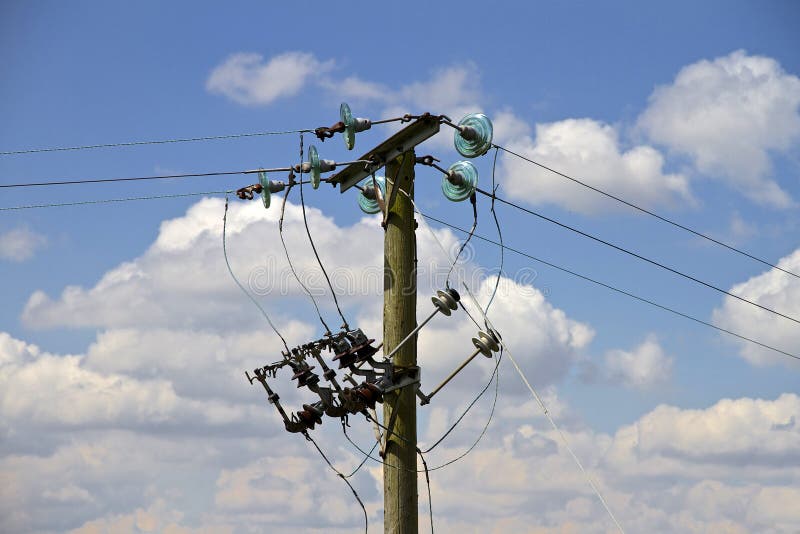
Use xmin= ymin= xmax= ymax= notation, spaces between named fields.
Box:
xmin=6 ymin=195 xmax=800 ymax=532
xmin=206 ymin=52 xmax=333 ymax=106
xmin=325 ymin=64 xmax=482 ymax=120
xmin=712 ymin=247 xmax=800 ymax=366
xmin=605 ymin=394 xmax=800 ymax=478
xmin=500 ymin=117 xmax=692 ymax=214
xmin=3 ymin=318 xmax=800 ymax=532
xmin=0 ymin=225 xmax=47 ymax=262
xmin=638 ymin=50 xmax=800 ymax=207
xmin=603 ymin=335 xmax=673 ymax=389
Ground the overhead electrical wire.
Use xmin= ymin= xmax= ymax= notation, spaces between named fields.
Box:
xmin=493 ymin=143 xmax=800 ymax=280
xmin=475 ymin=187 xmax=800 ymax=327
xmin=0 ymin=113 xmax=418 ymax=157
xmin=277 ymin=177 xmax=334 ymax=335
xmin=0 ymin=162 xmax=366 ymax=189
xmin=445 ymin=192 xmax=478 ymax=289
xmin=459 ymin=283 xmax=625 ymax=534
xmin=222 ymin=196 xmax=290 ymax=353
xmin=0 ymin=170 xmax=249 ymax=189
xmin=297 ymin=132 xmax=351 ymax=331
xmin=0 ymin=129 xmax=314 ymax=156
xmin=484 ymin=146 xmax=504 ymax=318
xmin=0 ymin=189 xmax=233 ymax=211
xmin=304 ymin=432 xmax=368 ymax=534
xmin=419 ymin=212 xmax=800 ymax=362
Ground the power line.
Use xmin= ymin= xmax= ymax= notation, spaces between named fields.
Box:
xmin=484 ymin=146 xmax=504 ymax=318
xmin=477 ymin=188 xmax=800 ymax=327
xmin=297 ymin=133 xmax=351 ymax=331
xmin=459 ymin=283 xmax=625 ymax=534
xmin=223 ymin=197 xmax=290 ymax=353
xmin=0 ymin=189 xmax=233 ymax=211
xmin=445 ymin=192 xmax=477 ymax=289
xmin=304 ymin=432 xmax=368 ymax=534
xmin=278 ymin=181 xmax=334 ymax=335
xmin=0 ymin=170 xmax=247 ymax=189
xmin=494 ymin=144 xmax=800 ymax=280
xmin=4 ymin=185 xmax=795 ymax=361
xmin=0 ymin=129 xmax=313 ymax=156
xmin=419 ymin=212 xmax=800 ymax=362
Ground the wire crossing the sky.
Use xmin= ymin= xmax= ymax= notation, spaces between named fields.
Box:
xmin=222 ymin=197 xmax=290 ymax=353
xmin=493 ymin=143 xmax=800 ymax=280
xmin=0 ymin=170 xmax=248 ymax=189
xmin=476 ymin=188 xmax=800 ymax=327
xmin=0 ymin=129 xmax=313 ymax=156
xmin=459 ymin=283 xmax=625 ymax=534
xmin=0 ymin=190 xmax=233 ymax=211
xmin=420 ymin=212 xmax=799 ymax=362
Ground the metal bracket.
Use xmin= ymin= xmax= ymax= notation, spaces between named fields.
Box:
xmin=328 ymin=114 xmax=441 ymax=192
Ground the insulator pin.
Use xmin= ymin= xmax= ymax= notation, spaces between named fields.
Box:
xmin=472 ymin=329 xmax=500 ymax=357
xmin=431 ymin=288 xmax=460 ymax=316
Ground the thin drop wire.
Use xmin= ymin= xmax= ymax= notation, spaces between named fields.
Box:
xmin=417 ymin=448 xmax=435 ymax=534
xmin=342 ymin=421 xmax=381 ymax=478
xmin=304 ymin=433 xmax=368 ymax=534
xmin=389 ymin=183 xmax=486 ymax=333
xmin=339 ymin=411 xmax=435 ymax=531
xmin=420 ymin=212 xmax=800 ymax=362
xmin=0 ymin=189 xmax=233 ymax=211
xmin=484 ymin=147 xmax=504 ymax=318
xmin=351 ymin=354 xmax=500 ymax=475
xmin=297 ymin=133 xmax=350 ymax=330
xmin=494 ymin=144 xmax=800 ymax=281
xmin=479 ymin=188 xmax=800 ymax=326
xmin=365 ymin=349 xmax=501 ymax=459
xmin=277 ymin=181 xmax=332 ymax=334
xmin=445 ymin=193 xmax=478 ymax=289
xmin=340 ymin=392 xmax=402 ymax=475
xmin=222 ymin=196 xmax=290 ymax=353
xmin=422 ymin=350 xmax=502 ymax=454
xmin=459 ymin=283 xmax=625 ymax=534
xmin=0 ymin=129 xmax=313 ymax=155
xmin=0 ymin=170 xmax=248 ymax=188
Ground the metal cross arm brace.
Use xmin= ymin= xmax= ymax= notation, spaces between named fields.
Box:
xmin=327 ymin=113 xmax=442 ymax=193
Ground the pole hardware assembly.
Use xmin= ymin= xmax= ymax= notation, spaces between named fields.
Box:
xmin=418 ymin=329 xmax=500 ymax=405
xmin=450 ymin=112 xmax=494 ymax=158
xmin=235 ymin=106 xmax=496 ymax=534
xmin=382 ymin=288 xmax=461 ymax=362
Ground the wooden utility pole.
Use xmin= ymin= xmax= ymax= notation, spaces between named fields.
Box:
xmin=383 ymin=150 xmax=418 ymax=533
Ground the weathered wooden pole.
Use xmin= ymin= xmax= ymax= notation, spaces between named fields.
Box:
xmin=383 ymin=150 xmax=418 ymax=533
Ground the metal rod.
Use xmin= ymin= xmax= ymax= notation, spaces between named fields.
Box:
xmin=383 ymin=307 xmax=440 ymax=361
xmin=423 ymin=347 xmax=482 ymax=402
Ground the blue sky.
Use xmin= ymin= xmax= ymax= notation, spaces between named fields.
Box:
xmin=1 ymin=1 xmax=800 ymax=533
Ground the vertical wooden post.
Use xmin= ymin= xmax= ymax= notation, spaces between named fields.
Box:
xmin=383 ymin=150 xmax=418 ymax=533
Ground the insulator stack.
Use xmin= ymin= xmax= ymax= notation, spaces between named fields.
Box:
xmin=454 ymin=112 xmax=493 ymax=158
xmin=431 ymin=288 xmax=460 ymax=316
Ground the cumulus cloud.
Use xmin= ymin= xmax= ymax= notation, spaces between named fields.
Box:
xmin=22 ymin=198 xmax=382 ymax=332
xmin=206 ymin=51 xmax=333 ymax=106
xmin=0 ymin=333 xmax=275 ymax=436
xmin=324 ymin=64 xmax=482 ymax=120
xmin=3 ymin=319 xmax=800 ymax=532
xmin=712 ymin=247 xmax=800 ymax=366
xmin=0 ymin=225 xmax=47 ymax=262
xmin=6 ymin=193 xmax=800 ymax=532
xmin=638 ymin=50 xmax=800 ymax=207
xmin=500 ymin=117 xmax=692 ymax=214
xmin=605 ymin=393 xmax=800 ymax=472
xmin=603 ymin=335 xmax=673 ymax=389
